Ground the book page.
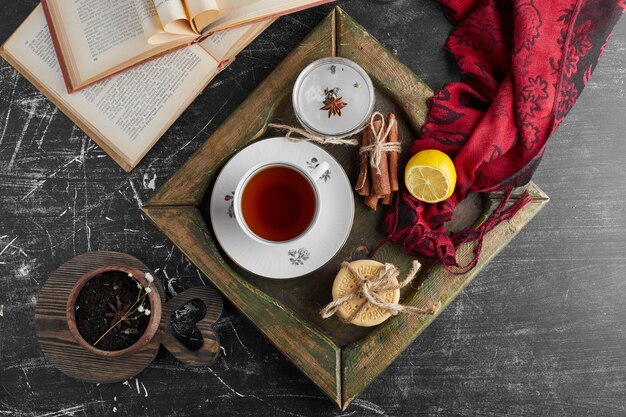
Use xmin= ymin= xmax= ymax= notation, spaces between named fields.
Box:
xmin=49 ymin=0 xmax=157 ymax=83
xmin=200 ymin=18 xmax=272 ymax=62
xmin=220 ymin=0 xmax=261 ymax=12
xmin=133 ymin=0 xmax=195 ymax=44
xmin=207 ymin=0 xmax=330 ymax=33
xmin=4 ymin=6 xmax=219 ymax=167
xmin=191 ymin=0 xmax=260 ymax=32
xmin=153 ymin=0 xmax=196 ymax=35
xmin=185 ymin=0 xmax=221 ymax=32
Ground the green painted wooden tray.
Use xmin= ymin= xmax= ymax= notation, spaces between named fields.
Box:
xmin=142 ymin=7 xmax=549 ymax=409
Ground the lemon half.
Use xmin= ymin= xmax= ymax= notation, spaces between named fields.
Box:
xmin=404 ymin=149 xmax=456 ymax=203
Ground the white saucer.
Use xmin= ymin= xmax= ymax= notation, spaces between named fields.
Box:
xmin=210 ymin=137 xmax=354 ymax=279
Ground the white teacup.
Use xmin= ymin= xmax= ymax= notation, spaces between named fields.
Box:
xmin=233 ymin=160 xmax=330 ymax=245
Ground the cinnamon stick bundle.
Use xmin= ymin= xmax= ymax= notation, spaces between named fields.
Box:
xmin=354 ymin=112 xmax=401 ymax=210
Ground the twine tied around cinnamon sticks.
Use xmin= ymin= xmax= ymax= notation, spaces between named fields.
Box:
xmin=320 ymin=261 xmax=441 ymax=323
xmin=355 ymin=112 xmax=401 ymax=209
xmin=268 ymin=123 xmax=360 ymax=146
xmin=359 ymin=112 xmax=401 ymax=175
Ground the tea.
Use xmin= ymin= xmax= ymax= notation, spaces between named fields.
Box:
xmin=241 ymin=165 xmax=316 ymax=242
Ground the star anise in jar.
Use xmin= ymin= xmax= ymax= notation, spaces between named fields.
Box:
xmin=320 ymin=88 xmax=347 ymax=118
xmin=105 ymin=297 xmax=132 ymax=329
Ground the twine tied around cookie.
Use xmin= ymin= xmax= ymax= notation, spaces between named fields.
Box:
xmin=320 ymin=260 xmax=441 ymax=323
xmin=268 ymin=123 xmax=359 ymax=146
xmin=359 ymin=112 xmax=401 ymax=175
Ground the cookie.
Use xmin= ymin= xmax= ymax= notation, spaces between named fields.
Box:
xmin=331 ymin=260 xmax=400 ymax=327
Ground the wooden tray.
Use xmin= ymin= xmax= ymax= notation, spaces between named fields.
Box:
xmin=142 ymin=7 xmax=549 ymax=409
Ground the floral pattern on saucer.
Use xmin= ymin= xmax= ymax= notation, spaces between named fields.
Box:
xmin=306 ymin=157 xmax=331 ymax=182
xmin=288 ymin=248 xmax=310 ymax=266
xmin=225 ymin=192 xmax=235 ymax=219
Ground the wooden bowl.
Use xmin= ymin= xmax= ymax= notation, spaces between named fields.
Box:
xmin=65 ymin=265 xmax=162 ymax=358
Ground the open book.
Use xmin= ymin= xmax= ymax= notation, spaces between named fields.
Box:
xmin=42 ymin=0 xmax=333 ymax=92
xmin=1 ymin=5 xmax=273 ymax=171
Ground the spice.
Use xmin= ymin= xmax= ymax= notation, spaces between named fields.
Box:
xmin=387 ymin=113 xmax=400 ymax=193
xmin=320 ymin=88 xmax=348 ymax=118
xmin=371 ymin=118 xmax=391 ymax=198
xmin=365 ymin=193 xmax=379 ymax=210
xmin=355 ymin=112 xmax=401 ymax=209
xmin=105 ymin=298 xmax=132 ymax=329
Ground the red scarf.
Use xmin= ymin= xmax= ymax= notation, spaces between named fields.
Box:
xmin=383 ymin=0 xmax=625 ymax=272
